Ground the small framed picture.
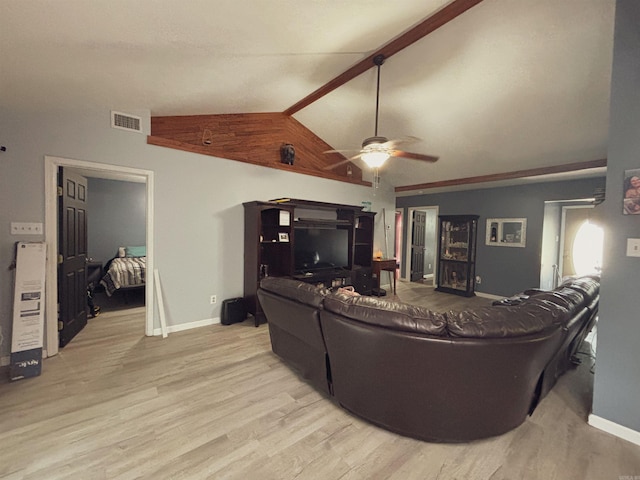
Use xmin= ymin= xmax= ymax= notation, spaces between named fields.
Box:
xmin=485 ymin=218 xmax=527 ymax=248
xmin=278 ymin=232 xmax=289 ymax=242
xmin=623 ymin=168 xmax=640 ymax=215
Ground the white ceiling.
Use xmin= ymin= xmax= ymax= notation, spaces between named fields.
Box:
xmin=0 ymin=0 xmax=615 ymax=189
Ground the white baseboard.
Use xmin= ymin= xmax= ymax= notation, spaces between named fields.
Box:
xmin=588 ymin=414 xmax=640 ymax=446
xmin=153 ymin=317 xmax=220 ymax=336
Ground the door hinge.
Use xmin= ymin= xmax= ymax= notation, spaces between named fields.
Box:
xmin=58 ymin=320 xmax=63 ymax=331
xmin=57 ymin=186 xmax=63 ymax=196
xmin=58 ymin=254 xmax=63 ymax=264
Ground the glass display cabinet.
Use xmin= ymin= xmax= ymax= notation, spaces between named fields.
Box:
xmin=435 ymin=215 xmax=479 ymax=297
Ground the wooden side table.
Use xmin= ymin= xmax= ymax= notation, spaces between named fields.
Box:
xmin=372 ymin=258 xmax=397 ymax=295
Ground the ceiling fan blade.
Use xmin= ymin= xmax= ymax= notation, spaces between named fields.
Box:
xmin=323 ymin=155 xmax=361 ymax=170
xmin=390 ymin=150 xmax=439 ymax=163
xmin=382 ymin=136 xmax=421 ymax=149
xmin=324 ymin=148 xmax=361 ymax=154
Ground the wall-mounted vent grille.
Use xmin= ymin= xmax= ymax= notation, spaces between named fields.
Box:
xmin=593 ymin=187 xmax=606 ymax=205
xmin=111 ymin=111 xmax=143 ymax=133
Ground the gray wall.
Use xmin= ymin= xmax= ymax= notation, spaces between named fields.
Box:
xmin=592 ymin=0 xmax=640 ymax=433
xmin=87 ymin=178 xmax=146 ymax=263
xmin=0 ymin=106 xmax=395 ymax=360
xmin=397 ymin=178 xmax=605 ymax=297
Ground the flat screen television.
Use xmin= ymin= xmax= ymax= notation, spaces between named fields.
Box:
xmin=294 ymin=227 xmax=349 ymax=273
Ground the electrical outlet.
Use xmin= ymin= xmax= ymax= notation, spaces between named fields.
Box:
xmin=11 ymin=222 xmax=43 ymax=235
xmin=627 ymin=238 xmax=640 ymax=257
xmin=475 ymin=276 xmax=482 ymax=284
xmin=210 ymin=295 xmax=217 ymax=305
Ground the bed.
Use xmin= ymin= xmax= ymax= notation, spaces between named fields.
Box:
xmin=99 ymin=246 xmax=146 ymax=297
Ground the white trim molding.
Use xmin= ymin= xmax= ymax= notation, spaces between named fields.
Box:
xmin=44 ymin=155 xmax=155 ymax=357
xmin=404 ymin=205 xmax=439 ymax=282
xmin=475 ymin=291 xmax=503 ymax=301
xmin=588 ymin=414 xmax=640 ymax=447
xmin=153 ymin=317 xmax=220 ymax=336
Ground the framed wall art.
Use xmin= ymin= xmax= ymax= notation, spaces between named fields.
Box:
xmin=623 ymin=168 xmax=640 ymax=215
xmin=485 ymin=218 xmax=527 ymax=248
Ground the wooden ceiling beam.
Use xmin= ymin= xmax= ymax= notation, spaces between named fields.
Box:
xmin=394 ymin=158 xmax=608 ymax=193
xmin=283 ymin=0 xmax=484 ymax=116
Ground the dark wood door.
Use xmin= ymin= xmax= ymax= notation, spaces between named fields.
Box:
xmin=410 ymin=210 xmax=426 ymax=281
xmin=58 ymin=168 xmax=88 ymax=347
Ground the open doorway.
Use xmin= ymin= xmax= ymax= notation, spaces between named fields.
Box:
xmin=44 ymin=156 xmax=155 ymax=358
xmin=404 ymin=206 xmax=439 ymax=285
xmin=560 ymin=205 xmax=603 ymax=281
xmin=86 ymin=177 xmax=148 ymax=315
xmin=540 ymin=201 xmax=602 ymax=289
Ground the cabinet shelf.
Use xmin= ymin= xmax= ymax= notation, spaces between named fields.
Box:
xmin=295 ymin=218 xmax=351 ymax=227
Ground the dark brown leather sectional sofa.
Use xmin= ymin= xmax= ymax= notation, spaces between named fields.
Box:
xmin=257 ymin=275 xmax=599 ymax=442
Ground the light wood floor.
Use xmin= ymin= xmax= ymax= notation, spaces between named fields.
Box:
xmin=1 ymin=281 xmax=639 ymax=479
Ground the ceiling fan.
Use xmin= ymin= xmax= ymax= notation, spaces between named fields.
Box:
xmin=323 ymin=54 xmax=439 ymax=174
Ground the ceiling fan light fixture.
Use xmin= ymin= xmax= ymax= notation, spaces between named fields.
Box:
xmin=361 ymin=150 xmax=390 ymax=168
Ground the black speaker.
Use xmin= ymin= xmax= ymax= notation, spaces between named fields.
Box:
xmin=351 ymin=268 xmax=372 ymax=295
xmin=221 ymin=297 xmax=248 ymax=325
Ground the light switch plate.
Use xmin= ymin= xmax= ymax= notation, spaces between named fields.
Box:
xmin=11 ymin=222 xmax=43 ymax=235
xmin=626 ymin=238 xmax=640 ymax=257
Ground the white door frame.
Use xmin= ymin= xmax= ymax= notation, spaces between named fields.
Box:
xmin=394 ymin=208 xmax=403 ymax=274
xmin=44 ymin=156 xmax=155 ymax=358
xmin=404 ymin=205 xmax=439 ymax=282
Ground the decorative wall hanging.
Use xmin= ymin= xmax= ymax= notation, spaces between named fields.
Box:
xmin=486 ymin=218 xmax=527 ymax=247
xmin=623 ymin=168 xmax=640 ymax=214
xmin=280 ymin=143 xmax=295 ymax=165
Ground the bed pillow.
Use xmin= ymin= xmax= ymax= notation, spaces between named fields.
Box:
xmin=125 ymin=245 xmax=146 ymax=257
xmin=118 ymin=246 xmax=126 ymax=257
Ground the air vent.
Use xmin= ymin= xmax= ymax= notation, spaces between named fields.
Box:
xmin=593 ymin=187 xmax=606 ymax=205
xmin=111 ymin=111 xmax=143 ymax=133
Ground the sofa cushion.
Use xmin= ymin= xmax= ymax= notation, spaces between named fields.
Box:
xmin=446 ymin=303 xmax=561 ymax=338
xmin=524 ymin=287 xmax=587 ymax=315
xmin=259 ymin=277 xmax=328 ymax=308
xmin=323 ymin=293 xmax=447 ymax=336
xmin=560 ymin=275 xmax=600 ymax=304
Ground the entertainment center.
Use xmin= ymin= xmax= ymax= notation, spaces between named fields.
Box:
xmin=243 ymin=198 xmax=375 ymax=325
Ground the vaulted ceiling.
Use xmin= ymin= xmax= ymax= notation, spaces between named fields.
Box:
xmin=0 ymin=0 xmax=614 ymax=191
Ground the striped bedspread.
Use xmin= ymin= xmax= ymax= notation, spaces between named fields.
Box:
xmin=100 ymin=257 xmax=146 ymax=296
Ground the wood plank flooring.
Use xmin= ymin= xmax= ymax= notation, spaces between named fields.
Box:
xmin=1 ymin=281 xmax=639 ymax=479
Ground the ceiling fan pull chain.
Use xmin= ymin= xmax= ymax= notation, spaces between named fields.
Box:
xmin=373 ymin=167 xmax=381 ymax=192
